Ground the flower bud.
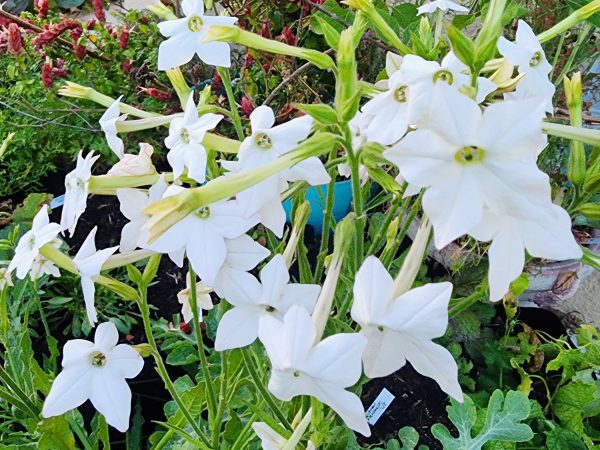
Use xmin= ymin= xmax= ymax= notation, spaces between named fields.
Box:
xmin=121 ymin=59 xmax=133 ymax=74
xmin=119 ymin=26 xmax=130 ymax=49
xmin=41 ymin=57 xmax=54 ymax=88
xmin=283 ymin=201 xmax=311 ymax=268
xmin=87 ymin=18 xmax=97 ymax=30
xmin=7 ymin=24 xmax=23 ymax=56
xmin=93 ymin=0 xmax=106 ymax=22
xmin=392 ymin=217 xmax=432 ymax=298
xmin=35 ymin=0 xmax=49 ymax=19
xmin=241 ymin=96 xmax=254 ymax=117
xmin=107 ymin=143 xmax=157 ymax=177
xmin=165 ymin=68 xmax=190 ymax=107
xmin=565 ymin=72 xmax=586 ymax=188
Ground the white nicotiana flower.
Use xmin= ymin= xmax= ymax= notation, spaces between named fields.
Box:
xmin=42 ymin=321 xmax=144 ymax=432
xmin=252 ymin=408 xmax=314 ymax=450
xmin=73 ymin=227 xmax=118 ymax=326
xmin=99 ymin=96 xmax=127 ymax=159
xmin=211 ymin=234 xmax=270 ymax=298
xmin=0 ymin=268 xmax=13 ymax=290
xmin=117 ymin=175 xmax=169 ymax=252
xmin=107 ymin=143 xmax=156 ymax=177
xmin=61 ymin=151 xmax=99 ymax=237
xmin=214 ymin=254 xmax=320 ymax=351
xmin=498 ymin=20 xmax=555 ymax=113
xmin=157 ymin=0 xmax=238 ymax=70
xmin=385 ymin=85 xmax=549 ymax=249
xmin=8 ymin=206 xmax=61 ymax=279
xmin=470 ymin=206 xmax=582 ymax=302
xmin=417 ymin=0 xmax=469 ymax=15
xmin=142 ymin=185 xmax=259 ymax=285
xmin=165 ymin=95 xmax=223 ymax=183
xmin=30 ymin=238 xmax=62 ymax=280
xmin=351 ymin=256 xmax=463 ymax=401
xmin=338 ymin=111 xmax=371 ymax=184
xmin=258 ymin=305 xmax=371 ymax=437
xmin=177 ymin=271 xmax=213 ymax=323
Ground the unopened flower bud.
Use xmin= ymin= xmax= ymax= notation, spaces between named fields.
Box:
xmin=107 ymin=143 xmax=156 ymax=177
xmin=119 ymin=26 xmax=130 ymax=49
xmin=41 ymin=57 xmax=54 ymax=88
xmin=35 ymin=0 xmax=49 ymax=19
xmin=93 ymin=0 xmax=106 ymax=22
xmin=87 ymin=18 xmax=97 ymax=30
xmin=241 ymin=97 xmax=254 ymax=117
xmin=7 ymin=23 xmax=23 ymax=56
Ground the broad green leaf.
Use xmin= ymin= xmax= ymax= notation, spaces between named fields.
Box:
xmin=545 ymin=426 xmax=587 ymax=450
xmin=554 ymin=381 xmax=596 ymax=434
xmin=38 ymin=416 xmax=76 ymax=450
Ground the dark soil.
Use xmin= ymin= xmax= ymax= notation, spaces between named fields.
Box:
xmin=359 ymin=364 xmax=454 ymax=449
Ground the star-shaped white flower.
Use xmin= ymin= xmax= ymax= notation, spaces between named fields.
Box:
xmin=99 ymin=97 xmax=127 ymax=159
xmin=351 ymin=256 xmax=463 ymax=400
xmin=157 ymin=0 xmax=238 ymax=70
xmin=73 ymin=227 xmax=118 ymax=326
xmin=165 ymin=95 xmax=223 ymax=183
xmin=107 ymin=143 xmax=156 ymax=177
xmin=258 ymin=305 xmax=370 ymax=437
xmin=8 ymin=206 xmax=61 ymax=279
xmin=470 ymin=206 xmax=582 ymax=302
xmin=61 ymin=151 xmax=99 ymax=237
xmin=232 ymin=106 xmax=329 ymax=219
xmin=215 ymin=254 xmax=320 ymax=351
xmin=417 ymin=0 xmax=468 ymax=15
xmin=30 ymin=238 xmax=62 ymax=280
xmin=384 ymin=85 xmax=549 ymax=249
xmin=211 ymin=234 xmax=270 ymax=297
xmin=177 ymin=271 xmax=213 ymax=323
xmin=498 ymin=20 xmax=554 ymax=112
xmin=142 ymin=185 xmax=259 ymax=285
xmin=42 ymin=321 xmax=144 ymax=432
xmin=117 ymin=175 xmax=168 ymax=252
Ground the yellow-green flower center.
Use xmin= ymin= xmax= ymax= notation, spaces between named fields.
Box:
xmin=188 ymin=16 xmax=204 ymax=33
xmin=529 ymin=51 xmax=543 ymax=68
xmin=264 ymin=305 xmax=276 ymax=313
xmin=455 ymin=146 xmax=485 ymax=164
xmin=393 ymin=85 xmax=408 ymax=103
xmin=195 ymin=206 xmax=211 ymax=219
xmin=433 ymin=69 xmax=454 ymax=85
xmin=255 ymin=132 xmax=273 ymax=150
xmin=180 ymin=128 xmax=190 ymax=144
xmin=90 ymin=351 xmax=107 ymax=367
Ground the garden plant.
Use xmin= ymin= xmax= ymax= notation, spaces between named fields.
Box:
xmin=1 ymin=0 xmax=600 ymax=448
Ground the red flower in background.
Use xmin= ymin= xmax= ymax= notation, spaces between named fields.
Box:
xmin=7 ymin=23 xmax=23 ymax=55
xmin=119 ymin=26 xmax=130 ymax=50
xmin=41 ymin=58 xmax=54 ymax=88
xmin=93 ymin=0 xmax=106 ymax=22
xmin=35 ymin=0 xmax=49 ymax=19
xmin=241 ymin=96 xmax=255 ymax=117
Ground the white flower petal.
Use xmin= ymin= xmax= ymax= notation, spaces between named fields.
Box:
xmin=214 ymin=306 xmax=262 ymax=350
xmin=42 ymin=365 xmax=92 ymax=418
xmin=107 ymin=344 xmax=144 ymax=379
xmin=89 ymin=373 xmax=133 ymax=432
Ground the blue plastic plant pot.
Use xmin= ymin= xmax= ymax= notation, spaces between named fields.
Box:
xmin=283 ymin=180 xmax=353 ymax=233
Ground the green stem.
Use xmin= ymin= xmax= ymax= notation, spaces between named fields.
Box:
xmin=241 ymin=348 xmax=291 ymax=430
xmin=217 ymin=67 xmax=245 ymax=141
xmin=314 ymin=150 xmax=338 ymax=283
xmin=138 ymin=286 xmax=212 ymax=449
xmin=188 ymin=266 xmax=218 ymax=426
xmin=448 ymin=283 xmax=487 ymax=318
xmin=365 ymin=196 xmax=402 ymax=256
xmin=344 ymin=126 xmax=364 ymax=268
xmin=211 ymin=351 xmax=228 ymax=448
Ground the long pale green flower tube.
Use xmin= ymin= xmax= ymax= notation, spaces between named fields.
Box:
xmin=538 ymin=0 xmax=600 ymax=43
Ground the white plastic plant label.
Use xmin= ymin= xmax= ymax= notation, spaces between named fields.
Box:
xmin=365 ymin=388 xmax=395 ymax=426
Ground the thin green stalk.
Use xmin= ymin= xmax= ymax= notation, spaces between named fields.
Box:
xmin=217 ymin=68 xmax=245 ymax=141
xmin=448 ymin=283 xmax=487 ymax=318
xmin=553 ymin=23 xmax=592 ymax=85
xmin=241 ymin=348 xmax=291 ymax=430
xmin=549 ymin=33 xmax=565 ymax=79
xmin=382 ymin=194 xmax=423 ymax=269
xmin=188 ymin=266 xmax=218 ymax=426
xmin=67 ymin=412 xmax=94 ymax=450
xmin=137 ymin=287 xmax=212 ymax=449
xmin=229 ymin=412 xmax=258 ymax=450
xmin=211 ymin=351 xmax=228 ymax=448
xmin=343 ymin=126 xmax=364 ymax=268
xmin=365 ymin=196 xmax=402 ymax=256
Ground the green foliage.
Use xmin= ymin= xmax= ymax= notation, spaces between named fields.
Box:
xmin=431 ymin=390 xmax=533 ymax=449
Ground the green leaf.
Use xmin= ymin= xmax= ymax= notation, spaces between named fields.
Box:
xmin=38 ymin=416 xmax=76 ymax=450
xmin=554 ymin=381 xmax=596 ymax=434
xmin=391 ymin=3 xmax=419 ymax=29
xmin=165 ymin=342 xmax=199 ymax=366
xmin=398 ymin=426 xmax=420 ymax=449
xmin=446 ymin=24 xmax=475 ymax=68
xmin=314 ymin=15 xmax=341 ymax=50
xmin=12 ymin=193 xmax=53 ymax=224
xmin=546 ymin=426 xmax=587 ymax=450
xmin=294 ymin=103 xmax=339 ymax=125
xmin=431 ymin=390 xmax=533 ymax=450
xmin=546 ymin=349 xmax=587 ymax=383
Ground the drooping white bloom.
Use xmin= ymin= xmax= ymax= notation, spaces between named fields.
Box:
xmin=385 ymin=85 xmax=549 ymax=249
xmin=338 ymin=111 xmax=371 ymax=184
xmin=30 ymin=238 xmax=62 ymax=280
xmin=142 ymin=185 xmax=259 ymax=285
xmin=417 ymin=0 xmax=469 ymax=15
xmin=8 ymin=206 xmax=61 ymax=279
xmin=258 ymin=305 xmax=371 ymax=437
xmin=252 ymin=408 xmax=314 ymax=450
xmin=212 ymin=234 xmax=270 ymax=297
xmin=215 ymin=254 xmax=320 ymax=351
xmin=61 ymin=151 xmax=99 ymax=237
xmin=177 ymin=271 xmax=213 ymax=323
xmin=117 ymin=175 xmax=168 ymax=252
xmin=157 ymin=0 xmax=238 ymax=70
xmin=351 ymin=256 xmax=463 ymax=400
xmin=498 ymin=20 xmax=555 ymax=112
xmin=470 ymin=206 xmax=582 ymax=302
xmin=107 ymin=143 xmax=156 ymax=177
xmin=42 ymin=321 xmax=144 ymax=432
xmin=165 ymin=95 xmax=223 ymax=183
xmin=0 ymin=268 xmax=13 ymax=290
xmin=73 ymin=227 xmax=118 ymax=326
xmin=99 ymin=97 xmax=127 ymax=159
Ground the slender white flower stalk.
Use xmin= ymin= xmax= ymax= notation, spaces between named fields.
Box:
xmin=99 ymin=96 xmax=127 ymax=159
xmin=282 ymin=201 xmax=311 ymax=268
xmin=392 ymin=217 xmax=432 ymax=298
xmin=177 ymin=271 xmax=213 ymax=323
xmin=8 ymin=206 xmax=61 ymax=279
xmin=157 ymin=0 xmax=238 ymax=70
xmin=258 ymin=305 xmax=371 ymax=437
xmin=107 ymin=143 xmax=156 ymax=177
xmin=73 ymin=227 xmax=119 ymax=326
xmin=42 ymin=321 xmax=144 ymax=432
xmin=165 ymin=94 xmax=223 ymax=183
xmin=351 ymin=256 xmax=462 ymax=401
xmin=61 ymin=151 xmax=100 ymax=237
xmin=214 ymin=254 xmax=320 ymax=351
